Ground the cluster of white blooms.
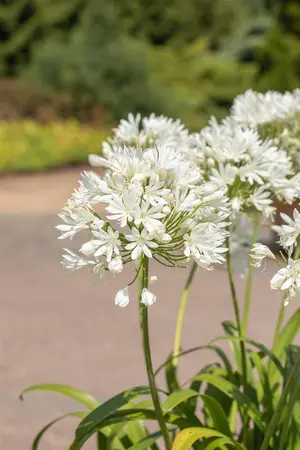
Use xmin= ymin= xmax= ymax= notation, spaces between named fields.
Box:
xmin=231 ymin=89 xmax=300 ymax=180
xmin=231 ymin=89 xmax=300 ymax=127
xmin=251 ymin=206 xmax=300 ymax=306
xmin=102 ymin=113 xmax=189 ymax=155
xmin=273 ymin=208 xmax=300 ymax=254
xmin=58 ymin=139 xmax=231 ymax=306
xmin=186 ymin=117 xmax=295 ymax=218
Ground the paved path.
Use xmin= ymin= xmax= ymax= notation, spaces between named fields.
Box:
xmin=0 ymin=168 xmax=297 ymax=449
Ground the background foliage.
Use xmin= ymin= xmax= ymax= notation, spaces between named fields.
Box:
xmin=0 ymin=0 xmax=300 ymax=169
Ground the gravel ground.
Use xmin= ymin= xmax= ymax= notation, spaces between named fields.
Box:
xmin=0 ymin=168 xmax=296 ymax=449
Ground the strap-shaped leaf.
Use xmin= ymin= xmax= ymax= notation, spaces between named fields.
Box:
xmin=172 ymin=427 xmax=247 ymax=450
xmin=31 ymin=412 xmax=86 ymax=450
xmin=192 ymin=374 xmax=264 ymax=430
xmin=200 ymin=394 xmax=232 ymax=437
xmin=162 ymin=389 xmax=199 ymax=414
xmin=127 ymin=431 xmax=162 ymax=450
xmin=70 ymin=386 xmax=167 ymax=449
xmin=21 ymin=383 xmax=100 ymax=410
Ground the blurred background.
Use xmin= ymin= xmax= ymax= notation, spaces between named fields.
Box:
xmin=0 ymin=0 xmax=300 ymax=448
xmin=0 ymin=0 xmax=300 ymax=171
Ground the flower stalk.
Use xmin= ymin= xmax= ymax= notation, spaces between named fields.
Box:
xmin=172 ymin=261 xmax=198 ymax=368
xmin=226 ymin=238 xmax=248 ymax=441
xmin=138 ymin=257 xmax=172 ymax=450
xmin=242 ymin=213 xmax=260 ymax=336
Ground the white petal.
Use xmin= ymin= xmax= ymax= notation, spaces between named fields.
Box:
xmin=115 ymin=287 xmax=129 ymax=307
xmin=141 ymin=288 xmax=156 ymax=306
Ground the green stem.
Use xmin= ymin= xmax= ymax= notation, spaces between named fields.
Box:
xmin=173 ymin=261 xmax=198 ymax=367
xmin=139 ymin=257 xmax=172 ymax=450
xmin=226 ymin=240 xmax=247 ymax=385
xmin=272 ymin=300 xmax=285 ymax=350
xmin=226 ymin=239 xmax=248 ymax=442
xmin=294 ymin=245 xmax=300 ymax=260
xmin=260 ymin=356 xmax=300 ymax=450
xmin=242 ymin=213 xmax=260 ymax=336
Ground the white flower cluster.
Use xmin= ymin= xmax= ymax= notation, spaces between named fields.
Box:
xmin=58 ymin=139 xmax=231 ymax=307
xmin=231 ymin=89 xmax=300 ymax=127
xmin=251 ymin=206 xmax=300 ymax=306
xmin=102 ymin=113 xmax=189 ymax=154
xmin=187 ymin=117 xmax=295 ymax=218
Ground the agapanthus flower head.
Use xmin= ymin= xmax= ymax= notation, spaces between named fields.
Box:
xmin=251 ymin=206 xmax=300 ymax=307
xmin=231 ymin=89 xmax=300 ymax=127
xmin=58 ymin=142 xmax=231 ymax=306
xmin=270 ymin=258 xmax=300 ymax=306
xmin=273 ymin=208 xmax=300 ymax=253
xmin=250 ymin=243 xmax=275 ymax=268
xmin=186 ymin=116 xmax=296 ymax=216
xmin=102 ymin=113 xmax=189 ymax=153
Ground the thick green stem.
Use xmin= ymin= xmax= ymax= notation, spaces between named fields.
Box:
xmin=173 ymin=261 xmax=197 ymax=367
xmin=242 ymin=213 xmax=260 ymax=336
xmin=272 ymin=300 xmax=285 ymax=350
xmin=226 ymin=239 xmax=248 ymax=441
xmin=260 ymin=356 xmax=300 ymax=450
xmin=139 ymin=257 xmax=172 ymax=450
xmin=226 ymin=240 xmax=247 ymax=384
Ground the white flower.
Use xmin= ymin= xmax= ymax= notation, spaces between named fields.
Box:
xmin=115 ymin=287 xmax=130 ymax=307
xmin=106 ymin=189 xmax=137 ymax=227
xmin=248 ymin=187 xmax=272 ymax=212
xmin=80 ymin=227 xmax=120 ymax=262
xmin=56 ymin=207 xmax=95 ymax=239
xmin=184 ymin=225 xmax=228 ymax=269
xmin=250 ymin=243 xmax=275 ymax=268
xmin=270 ymin=258 xmax=300 ymax=306
xmin=108 ymin=256 xmax=123 ymax=274
xmin=58 ymin=115 xmax=231 ymax=305
xmin=273 ymin=208 xmax=300 ymax=250
xmin=232 ymin=197 xmax=243 ymax=213
xmin=141 ymin=288 xmax=156 ymax=306
xmin=125 ymin=228 xmax=158 ymax=260
xmin=93 ymin=261 xmax=106 ymax=278
xmin=133 ymin=201 xmax=165 ymax=232
xmin=210 ymin=164 xmax=238 ymax=186
xmin=231 ymin=89 xmax=300 ymax=127
xmin=62 ymin=249 xmax=94 ymax=271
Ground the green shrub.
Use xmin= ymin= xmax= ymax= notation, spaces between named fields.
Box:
xmin=148 ymin=41 xmax=257 ymax=129
xmin=0 ymin=120 xmax=107 ymax=172
xmin=24 ymin=0 xmax=178 ymax=121
xmin=256 ymin=27 xmax=300 ymax=92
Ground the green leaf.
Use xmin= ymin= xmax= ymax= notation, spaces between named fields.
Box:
xmin=31 ymin=412 xmax=86 ymax=450
xmin=70 ymin=386 xmax=159 ymax=449
xmin=165 ymin=353 xmax=181 ymax=393
xmin=200 ymin=395 xmax=232 ymax=437
xmin=172 ymin=427 xmax=247 ymax=450
xmin=127 ymin=432 xmax=162 ymax=450
xmin=125 ymin=420 xmax=148 ymax=445
xmin=213 ymin=334 xmax=284 ymax=377
xmin=250 ymin=351 xmax=274 ymax=419
xmin=189 ymin=364 xmax=220 ymax=414
xmin=273 ymin=309 xmax=300 ymax=362
xmin=205 ymin=437 xmax=237 ymax=450
xmin=192 ymin=374 xmax=264 ymax=430
xmin=21 ymin=384 xmax=100 ymax=410
xmin=162 ymin=389 xmax=199 ymax=414
xmin=222 ymin=321 xmax=243 ymax=374
xmin=155 ymin=345 xmax=233 ymax=378
xmin=270 ymin=308 xmax=300 ymax=384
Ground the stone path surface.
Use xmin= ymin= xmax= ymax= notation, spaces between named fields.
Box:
xmin=0 ymin=167 xmax=297 ymax=449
